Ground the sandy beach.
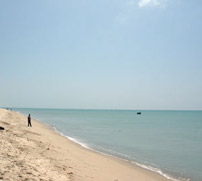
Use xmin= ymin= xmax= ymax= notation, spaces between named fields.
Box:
xmin=0 ymin=108 xmax=171 ymax=181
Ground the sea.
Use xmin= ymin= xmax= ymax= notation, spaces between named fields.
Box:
xmin=13 ymin=108 xmax=202 ymax=181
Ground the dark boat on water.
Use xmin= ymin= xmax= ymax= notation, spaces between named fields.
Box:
xmin=137 ymin=112 xmax=141 ymax=115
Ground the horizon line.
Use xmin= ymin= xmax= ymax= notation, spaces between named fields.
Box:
xmin=1 ymin=107 xmax=202 ymax=111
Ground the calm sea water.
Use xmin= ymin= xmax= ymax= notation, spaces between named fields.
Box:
xmin=13 ymin=108 xmax=202 ymax=181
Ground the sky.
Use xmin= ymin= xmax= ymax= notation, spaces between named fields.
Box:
xmin=0 ymin=0 xmax=202 ymax=110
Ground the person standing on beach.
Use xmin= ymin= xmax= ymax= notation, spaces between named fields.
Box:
xmin=28 ymin=114 xmax=32 ymax=127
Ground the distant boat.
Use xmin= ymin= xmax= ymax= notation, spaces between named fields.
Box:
xmin=137 ymin=112 xmax=141 ymax=115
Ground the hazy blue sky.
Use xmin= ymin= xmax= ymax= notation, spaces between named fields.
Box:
xmin=0 ymin=0 xmax=202 ymax=110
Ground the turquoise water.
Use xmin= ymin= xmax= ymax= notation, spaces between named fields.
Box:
xmin=13 ymin=108 xmax=202 ymax=181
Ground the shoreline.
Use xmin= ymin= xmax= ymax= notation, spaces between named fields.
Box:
xmin=0 ymin=108 xmax=177 ymax=181
xmin=47 ymin=121 xmax=184 ymax=181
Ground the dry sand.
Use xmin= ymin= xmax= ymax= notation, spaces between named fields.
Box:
xmin=0 ymin=108 xmax=171 ymax=181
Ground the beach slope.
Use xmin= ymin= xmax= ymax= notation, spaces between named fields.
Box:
xmin=0 ymin=108 xmax=170 ymax=181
